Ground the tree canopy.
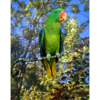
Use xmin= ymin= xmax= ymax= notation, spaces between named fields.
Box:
xmin=11 ymin=0 xmax=89 ymax=100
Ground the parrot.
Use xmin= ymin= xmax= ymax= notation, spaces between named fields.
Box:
xmin=39 ymin=8 xmax=67 ymax=79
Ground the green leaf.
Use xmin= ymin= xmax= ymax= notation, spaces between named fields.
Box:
xmin=86 ymin=20 xmax=89 ymax=23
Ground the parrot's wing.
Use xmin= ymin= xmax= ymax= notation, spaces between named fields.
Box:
xmin=39 ymin=28 xmax=45 ymax=56
xmin=60 ymin=28 xmax=64 ymax=53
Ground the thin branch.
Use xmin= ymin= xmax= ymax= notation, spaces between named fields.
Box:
xmin=56 ymin=1 xmax=70 ymax=4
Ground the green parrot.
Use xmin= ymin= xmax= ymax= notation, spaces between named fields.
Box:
xmin=39 ymin=8 xmax=67 ymax=79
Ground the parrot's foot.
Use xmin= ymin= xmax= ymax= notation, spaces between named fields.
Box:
xmin=56 ymin=53 xmax=61 ymax=58
xmin=47 ymin=54 xmax=51 ymax=61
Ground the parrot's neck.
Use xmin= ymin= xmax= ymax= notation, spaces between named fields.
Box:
xmin=46 ymin=17 xmax=59 ymax=25
xmin=44 ymin=19 xmax=60 ymax=32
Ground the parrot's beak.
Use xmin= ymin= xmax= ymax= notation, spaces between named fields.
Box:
xmin=58 ymin=10 xmax=67 ymax=22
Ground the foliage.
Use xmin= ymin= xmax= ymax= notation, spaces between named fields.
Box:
xmin=11 ymin=0 xmax=89 ymax=100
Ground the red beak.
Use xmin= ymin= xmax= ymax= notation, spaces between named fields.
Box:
xmin=58 ymin=10 xmax=67 ymax=22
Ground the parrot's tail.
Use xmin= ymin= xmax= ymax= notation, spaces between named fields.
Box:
xmin=43 ymin=59 xmax=56 ymax=79
xmin=51 ymin=59 xmax=56 ymax=77
xmin=43 ymin=60 xmax=52 ymax=79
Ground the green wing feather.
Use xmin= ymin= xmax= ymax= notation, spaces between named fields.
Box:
xmin=60 ymin=28 xmax=64 ymax=53
xmin=39 ymin=28 xmax=44 ymax=56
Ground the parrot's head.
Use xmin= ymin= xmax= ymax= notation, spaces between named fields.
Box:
xmin=47 ymin=8 xmax=67 ymax=22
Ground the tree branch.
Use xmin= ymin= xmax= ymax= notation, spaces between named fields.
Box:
xmin=12 ymin=52 xmax=68 ymax=66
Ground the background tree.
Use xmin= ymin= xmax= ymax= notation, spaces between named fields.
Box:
xmin=11 ymin=0 xmax=89 ymax=100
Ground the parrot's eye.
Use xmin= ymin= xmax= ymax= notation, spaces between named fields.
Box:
xmin=55 ymin=11 xmax=58 ymax=13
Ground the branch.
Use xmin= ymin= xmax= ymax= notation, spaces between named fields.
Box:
xmin=11 ymin=52 xmax=69 ymax=77
xmin=56 ymin=1 xmax=70 ymax=4
xmin=12 ymin=52 xmax=68 ymax=65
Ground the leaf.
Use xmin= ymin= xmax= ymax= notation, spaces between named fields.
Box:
xmin=40 ymin=81 xmax=44 ymax=85
xmin=11 ymin=6 xmax=14 ymax=13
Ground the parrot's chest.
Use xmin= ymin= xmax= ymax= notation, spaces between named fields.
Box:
xmin=44 ymin=29 xmax=60 ymax=54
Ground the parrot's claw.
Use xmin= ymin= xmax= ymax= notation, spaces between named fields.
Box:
xmin=56 ymin=53 xmax=61 ymax=58
xmin=47 ymin=54 xmax=51 ymax=61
